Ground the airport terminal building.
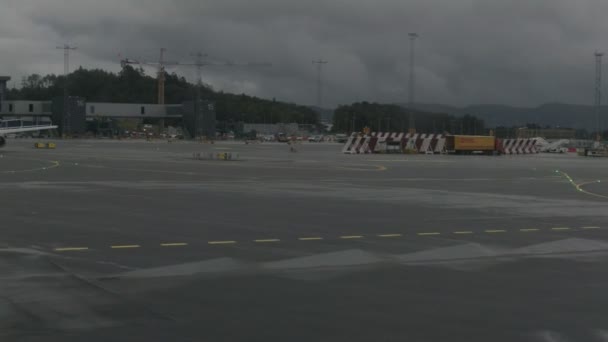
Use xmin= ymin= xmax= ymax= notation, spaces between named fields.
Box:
xmin=0 ymin=76 xmax=216 ymax=137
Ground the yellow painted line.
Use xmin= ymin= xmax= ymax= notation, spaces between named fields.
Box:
xmin=551 ymin=227 xmax=571 ymax=231
xmin=558 ymin=171 xmax=608 ymax=200
xmin=418 ymin=232 xmax=441 ymax=236
xmin=54 ymin=247 xmax=89 ymax=252
xmin=298 ymin=237 xmax=324 ymax=241
xmin=254 ymin=239 xmax=281 ymax=243
xmin=377 ymin=234 xmax=403 ymax=238
xmin=453 ymin=231 xmax=473 ymax=235
xmin=208 ymin=240 xmax=237 ymax=245
xmin=160 ymin=242 xmax=188 ymax=247
xmin=520 ymin=228 xmax=539 ymax=232
xmin=485 ymin=230 xmax=506 ymax=233
xmin=576 ymin=181 xmax=608 ymax=199
xmin=110 ymin=245 xmax=140 ymax=249
xmin=582 ymin=226 xmax=601 ymax=229
xmin=340 ymin=235 xmax=364 ymax=239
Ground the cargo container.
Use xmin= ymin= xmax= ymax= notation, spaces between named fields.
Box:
xmin=446 ymin=135 xmax=500 ymax=155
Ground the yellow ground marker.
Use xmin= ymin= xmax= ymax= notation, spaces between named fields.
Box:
xmin=340 ymin=235 xmax=364 ymax=239
xmin=453 ymin=231 xmax=473 ymax=235
xmin=418 ymin=232 xmax=441 ymax=236
xmin=54 ymin=247 xmax=89 ymax=252
xmin=377 ymin=234 xmax=403 ymax=238
xmin=254 ymin=239 xmax=281 ymax=243
xmin=298 ymin=237 xmax=324 ymax=241
xmin=160 ymin=242 xmax=188 ymax=247
xmin=208 ymin=240 xmax=237 ymax=245
xmin=520 ymin=228 xmax=539 ymax=232
xmin=485 ymin=230 xmax=506 ymax=233
xmin=111 ymin=245 xmax=140 ymax=249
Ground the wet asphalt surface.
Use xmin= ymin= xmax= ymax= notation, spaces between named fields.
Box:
xmin=2 ymin=138 xmax=608 ymax=341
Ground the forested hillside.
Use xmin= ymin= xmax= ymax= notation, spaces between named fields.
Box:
xmin=7 ymin=66 xmax=319 ymax=125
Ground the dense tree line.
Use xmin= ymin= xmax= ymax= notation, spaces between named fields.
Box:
xmin=7 ymin=66 xmax=319 ymax=125
xmin=332 ymin=102 xmax=485 ymax=135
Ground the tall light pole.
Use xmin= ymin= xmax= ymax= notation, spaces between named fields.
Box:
xmin=312 ymin=59 xmax=328 ymax=110
xmin=595 ymin=51 xmax=603 ymax=143
xmin=408 ymin=33 xmax=418 ymax=133
xmin=56 ymin=44 xmax=77 ymax=137
xmin=57 ymin=44 xmax=77 ymax=76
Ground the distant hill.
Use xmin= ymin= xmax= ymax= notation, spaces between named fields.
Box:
xmin=403 ymin=103 xmax=604 ymax=131
xmin=332 ymin=102 xmax=483 ymax=134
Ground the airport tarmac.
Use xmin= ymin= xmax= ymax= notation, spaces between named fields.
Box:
xmin=2 ymin=138 xmax=608 ymax=341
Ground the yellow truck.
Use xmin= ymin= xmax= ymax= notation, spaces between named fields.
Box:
xmin=446 ymin=135 xmax=501 ymax=155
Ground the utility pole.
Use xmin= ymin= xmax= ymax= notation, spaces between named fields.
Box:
xmin=312 ymin=59 xmax=328 ymax=110
xmin=408 ymin=33 xmax=418 ymax=134
xmin=56 ymin=44 xmax=77 ymax=137
xmin=595 ymin=51 xmax=603 ymax=143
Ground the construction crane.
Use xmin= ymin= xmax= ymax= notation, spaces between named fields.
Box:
xmin=176 ymin=52 xmax=271 ymax=139
xmin=120 ymin=48 xmax=178 ymax=105
xmin=178 ymin=52 xmax=271 ymax=88
xmin=120 ymin=48 xmax=271 ymax=105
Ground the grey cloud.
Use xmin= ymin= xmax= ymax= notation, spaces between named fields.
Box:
xmin=1 ymin=0 xmax=607 ymax=107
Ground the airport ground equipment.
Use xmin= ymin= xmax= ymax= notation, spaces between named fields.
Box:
xmin=445 ymin=135 xmax=500 ymax=155
xmin=342 ymin=132 xmax=541 ymax=155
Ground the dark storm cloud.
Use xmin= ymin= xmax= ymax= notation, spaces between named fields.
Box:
xmin=2 ymin=0 xmax=608 ymax=107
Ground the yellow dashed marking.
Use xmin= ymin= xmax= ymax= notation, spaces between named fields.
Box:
xmin=254 ymin=239 xmax=281 ymax=243
xmin=45 ymin=224 xmax=607 ymax=253
xmin=110 ymin=245 xmax=140 ymax=249
xmin=208 ymin=240 xmax=237 ymax=245
xmin=377 ymin=234 xmax=403 ymax=238
xmin=54 ymin=247 xmax=89 ymax=252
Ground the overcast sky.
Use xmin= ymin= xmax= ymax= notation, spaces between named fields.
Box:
xmin=2 ymin=0 xmax=608 ymax=107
